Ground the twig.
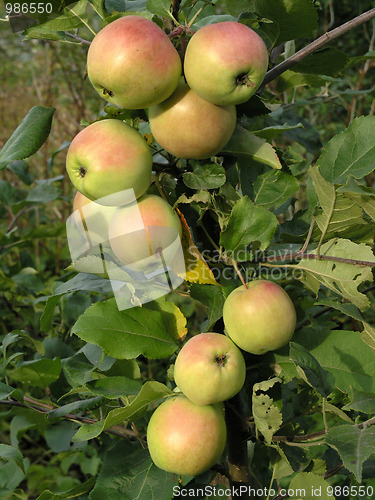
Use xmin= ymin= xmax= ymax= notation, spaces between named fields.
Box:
xmin=64 ymin=31 xmax=91 ymax=45
xmin=0 ymin=398 xmax=138 ymax=439
xmin=259 ymin=8 xmax=375 ymax=91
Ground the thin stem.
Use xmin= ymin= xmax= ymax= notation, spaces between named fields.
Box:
xmin=298 ymin=218 xmax=315 ymax=254
xmin=65 ymin=31 xmax=91 ymax=45
xmin=232 ymin=260 xmax=249 ymax=288
xmin=259 ymin=8 xmax=375 ymax=91
xmin=322 ymin=397 xmax=329 ymax=432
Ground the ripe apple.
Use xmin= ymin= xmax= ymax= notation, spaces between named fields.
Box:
xmin=108 ymin=194 xmax=183 ymax=269
xmin=66 ymin=119 xmax=152 ymax=206
xmin=223 ymin=280 xmax=296 ymax=355
xmin=174 ymin=332 xmax=246 ymax=405
xmin=184 ymin=21 xmax=269 ymax=105
xmin=148 ymin=80 xmax=236 ymax=159
xmin=87 ymin=16 xmax=182 ymax=109
xmin=147 ymin=396 xmax=227 ymax=476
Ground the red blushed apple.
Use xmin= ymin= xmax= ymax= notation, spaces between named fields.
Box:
xmin=174 ymin=332 xmax=246 ymax=405
xmin=66 ymin=119 xmax=152 ymax=206
xmin=223 ymin=280 xmax=296 ymax=355
xmin=184 ymin=21 xmax=269 ymax=106
xmin=87 ymin=16 xmax=182 ymax=109
xmin=147 ymin=396 xmax=227 ymax=476
xmin=148 ymin=81 xmax=236 ymax=159
xmin=108 ymin=194 xmax=182 ymax=268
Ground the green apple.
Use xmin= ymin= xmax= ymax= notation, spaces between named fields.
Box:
xmin=108 ymin=194 xmax=182 ymax=268
xmin=87 ymin=16 xmax=182 ymax=109
xmin=148 ymin=80 xmax=236 ymax=159
xmin=66 ymin=119 xmax=152 ymax=206
xmin=223 ymin=280 xmax=296 ymax=355
xmin=147 ymin=396 xmax=227 ymax=476
xmin=174 ymin=332 xmax=246 ymax=405
xmin=184 ymin=21 xmax=269 ymax=105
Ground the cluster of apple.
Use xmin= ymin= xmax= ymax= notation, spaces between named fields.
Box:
xmin=64 ymin=13 xmax=295 ymax=477
xmin=147 ymin=280 xmax=296 ymax=476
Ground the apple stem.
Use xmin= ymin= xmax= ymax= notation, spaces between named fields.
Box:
xmin=232 ymin=260 xmax=248 ymax=289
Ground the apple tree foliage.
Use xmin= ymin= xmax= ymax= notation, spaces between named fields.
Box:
xmin=1 ymin=0 xmax=375 ymax=498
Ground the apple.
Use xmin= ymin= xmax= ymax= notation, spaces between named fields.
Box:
xmin=223 ymin=280 xmax=296 ymax=355
xmin=184 ymin=21 xmax=269 ymax=106
xmin=148 ymin=80 xmax=236 ymax=159
xmin=108 ymin=194 xmax=183 ymax=269
xmin=66 ymin=119 xmax=152 ymax=206
xmin=87 ymin=16 xmax=182 ymax=109
xmin=147 ymin=396 xmax=227 ymax=476
xmin=174 ymin=332 xmax=246 ymax=405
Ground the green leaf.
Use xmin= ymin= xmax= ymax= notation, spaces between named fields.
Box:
xmin=361 ymin=322 xmax=375 ymax=353
xmin=189 ymin=284 xmax=227 ymax=331
xmin=36 ymin=477 xmax=96 ymax=499
xmin=288 ymin=472 xmax=333 ymax=499
xmin=182 ymin=163 xmax=226 ymax=190
xmin=220 ymin=196 xmax=278 ymax=259
xmin=73 ymin=381 xmax=172 ymax=441
xmin=222 ymin=126 xmax=282 ymax=169
xmin=47 ymin=396 xmax=105 ymax=420
xmin=26 ymin=179 xmax=62 ymax=203
xmin=292 ymin=48 xmax=349 ymax=77
xmin=342 ymin=388 xmax=375 ymax=414
xmin=62 ymin=352 xmax=96 ymax=387
xmin=297 ymin=239 xmax=375 ymax=311
xmin=276 ymin=70 xmax=325 ymax=92
xmin=252 ymin=378 xmax=282 ymax=444
xmin=325 ymin=424 xmax=375 ymax=482
xmin=290 ymin=342 xmax=333 ymax=397
xmin=0 ymin=381 xmax=22 ymax=401
xmin=146 ymin=0 xmax=171 ymax=18
xmin=10 ymin=358 xmax=61 ymax=388
xmin=0 ymin=444 xmax=25 ymax=474
xmin=317 ymin=116 xmax=375 ymax=184
xmin=71 ymin=298 xmax=179 ymax=359
xmin=0 ymin=107 xmax=55 ymax=169
xmin=252 ymin=123 xmax=304 ymax=141
xmin=40 ymin=295 xmax=63 ymax=331
xmin=254 ymin=0 xmax=318 ymax=44
xmin=86 ymin=376 xmax=142 ymax=398
xmin=44 ymin=420 xmax=77 ymax=453
xmin=89 ymin=440 xmax=181 ymax=500
xmin=338 ymin=176 xmax=375 ymax=222
xmin=25 ymin=0 xmax=89 ymax=33
xmin=310 ymin=167 xmax=367 ymax=243
xmin=274 ymin=329 xmax=375 ymax=394
xmin=253 ymin=170 xmax=299 ymax=210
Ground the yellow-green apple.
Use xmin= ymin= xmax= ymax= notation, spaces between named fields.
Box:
xmin=148 ymin=81 xmax=236 ymax=159
xmin=147 ymin=396 xmax=226 ymax=476
xmin=184 ymin=21 xmax=269 ymax=105
xmin=223 ymin=280 xmax=296 ymax=355
xmin=87 ymin=16 xmax=182 ymax=109
xmin=174 ymin=332 xmax=246 ymax=405
xmin=66 ymin=119 xmax=152 ymax=206
xmin=108 ymin=194 xmax=182 ymax=269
